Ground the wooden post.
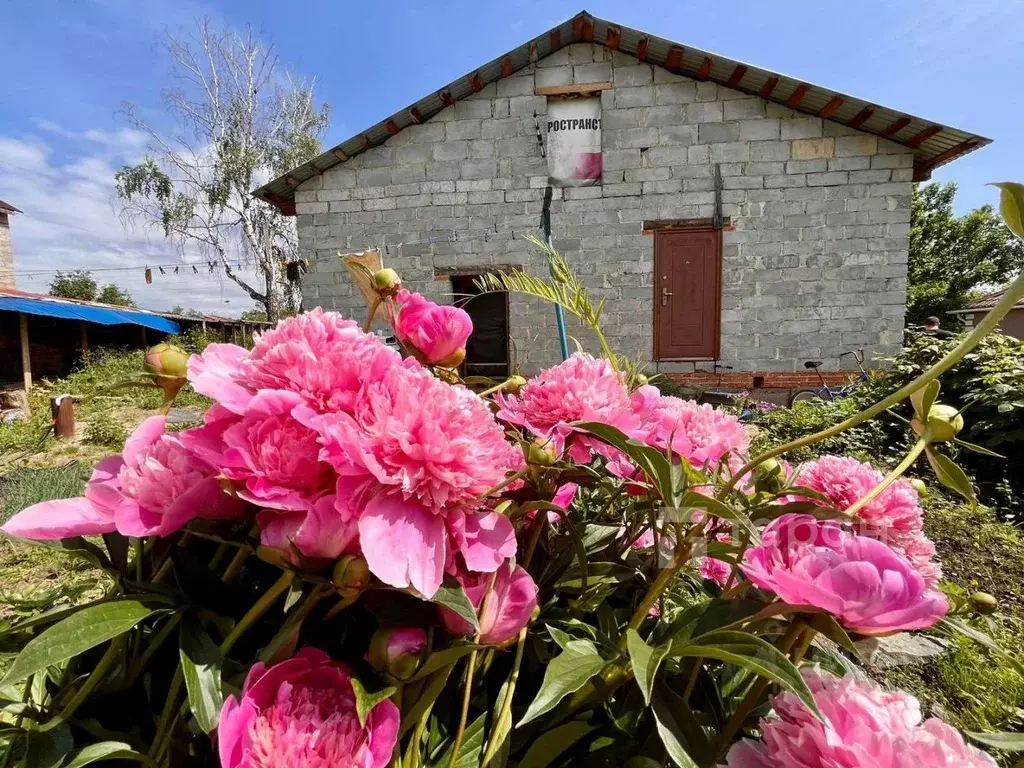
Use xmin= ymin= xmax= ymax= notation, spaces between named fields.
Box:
xmin=50 ymin=395 xmax=75 ymax=440
xmin=18 ymin=312 xmax=31 ymax=393
xmin=140 ymin=326 xmax=148 ymax=347
xmin=79 ymin=321 xmax=89 ymax=353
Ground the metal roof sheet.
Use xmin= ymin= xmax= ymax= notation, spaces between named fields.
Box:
xmin=0 ymin=290 xmax=180 ymax=333
xmin=0 ymin=199 xmax=21 ymax=215
xmin=254 ymin=10 xmax=992 ymax=213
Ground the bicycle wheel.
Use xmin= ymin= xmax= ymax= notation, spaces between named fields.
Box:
xmin=789 ymin=389 xmax=821 ymax=406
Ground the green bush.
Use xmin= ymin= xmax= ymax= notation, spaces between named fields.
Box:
xmin=83 ymin=410 xmax=130 ymax=447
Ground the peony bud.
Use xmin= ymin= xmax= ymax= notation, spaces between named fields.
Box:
xmin=392 ymin=289 xmax=472 ymax=367
xmin=909 ymin=478 xmax=929 ymax=497
xmin=367 ymin=627 xmax=427 ymax=681
xmin=912 ymin=402 xmax=964 ymax=443
xmin=524 ymin=437 xmax=558 ymax=466
xmin=970 ymin=591 xmax=998 ymax=615
xmin=753 ymin=457 xmax=784 ymax=494
xmin=635 ymin=373 xmax=649 ymax=386
xmin=144 ymin=343 xmax=188 ymax=404
xmin=372 ymin=268 xmax=402 ymax=297
xmin=504 ymin=374 xmax=528 ymax=395
xmin=332 ymin=555 xmax=371 ymax=594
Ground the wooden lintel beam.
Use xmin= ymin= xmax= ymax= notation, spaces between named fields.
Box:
xmin=637 ymin=36 xmax=650 ymax=61
xmin=606 ymin=26 xmax=621 ymax=50
xmin=818 ymin=96 xmax=844 ymax=119
xmin=880 ymin=116 xmax=911 ymax=138
xmin=759 ymin=77 xmax=780 ymax=99
xmin=696 ymin=56 xmax=713 ymax=80
xmin=905 ymin=125 xmax=943 ymax=148
xmin=726 ymin=64 xmax=747 ymax=88
xmin=786 ymin=83 xmax=809 ymax=109
xmin=849 ymin=105 xmax=876 ymax=129
xmin=536 ymin=82 xmax=612 ymax=96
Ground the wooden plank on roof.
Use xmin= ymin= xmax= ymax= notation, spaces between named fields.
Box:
xmin=606 ymin=26 xmax=621 ymax=50
xmin=726 ymin=64 xmax=747 ymax=88
xmin=536 ymin=82 xmax=613 ymax=96
xmin=818 ymin=96 xmax=844 ymax=119
xmin=759 ymin=77 xmax=779 ymax=99
xmin=906 ymin=125 xmax=942 ymax=148
xmin=696 ymin=56 xmax=713 ymax=80
xmin=786 ymin=84 xmax=809 ymax=109
xmin=665 ymin=46 xmax=684 ymax=72
xmin=469 ymin=71 xmax=483 ymax=92
xmin=500 ymin=56 xmax=512 ymax=77
xmin=637 ymin=36 xmax=649 ymax=61
xmin=881 ymin=116 xmax=911 ymax=138
xmin=849 ymin=106 xmax=875 ymax=129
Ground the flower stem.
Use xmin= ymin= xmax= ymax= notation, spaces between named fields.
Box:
xmin=48 ymin=638 xmax=123 ymax=729
xmin=481 ymin=626 xmax=528 ymax=768
xmin=624 ymin=527 xmax=694 ymax=639
xmin=220 ymin=571 xmax=295 ymax=657
xmin=712 ymin=620 xmax=806 ymax=760
xmin=220 ymin=545 xmax=251 ymax=584
xmin=476 ymin=468 xmax=529 ymax=501
xmin=845 ymin=438 xmax=927 ymax=519
xmin=722 ymin=269 xmax=1024 ymax=494
xmin=448 ymin=649 xmax=479 ymax=768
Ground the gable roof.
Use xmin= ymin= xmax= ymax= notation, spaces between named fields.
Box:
xmin=0 ymin=199 xmax=22 ymax=215
xmin=947 ymin=289 xmax=1024 ymax=315
xmin=254 ymin=10 xmax=991 ymax=214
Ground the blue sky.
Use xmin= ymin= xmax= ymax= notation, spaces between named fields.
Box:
xmin=1 ymin=0 xmax=1021 ymax=313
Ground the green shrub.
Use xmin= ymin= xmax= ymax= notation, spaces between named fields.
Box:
xmin=83 ymin=411 xmax=130 ymax=447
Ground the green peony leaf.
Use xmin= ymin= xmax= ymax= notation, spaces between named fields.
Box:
xmin=650 ymin=686 xmax=702 ymax=768
xmin=990 ymin=182 xmax=1024 ymax=239
xmin=967 ymin=730 xmax=1024 ymax=753
xmin=437 ymin=711 xmax=487 ymax=768
xmin=53 ymin=741 xmax=155 ymax=768
xmin=518 ymin=639 xmax=605 ymax=726
xmin=179 ymin=614 xmax=224 ymax=734
xmin=432 ymin=575 xmax=480 ymax=632
xmin=924 ymin=447 xmax=977 ymax=503
xmin=0 ymin=600 xmax=159 ymax=686
xmin=910 ymin=380 xmax=940 ymax=421
xmin=625 ymin=629 xmax=668 ymax=706
xmin=348 ymin=677 xmax=396 ymax=728
xmin=518 ymin=721 xmax=596 ymax=768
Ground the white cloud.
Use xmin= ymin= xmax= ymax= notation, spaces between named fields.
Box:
xmin=0 ymin=125 xmax=264 ymax=315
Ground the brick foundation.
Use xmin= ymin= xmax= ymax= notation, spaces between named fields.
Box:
xmin=665 ymin=370 xmax=855 ymax=390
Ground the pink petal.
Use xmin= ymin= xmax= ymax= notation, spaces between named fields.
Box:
xmin=1 ymin=497 xmax=116 ymax=540
xmin=458 ymin=510 xmax=516 ymax=573
xmin=359 ymin=494 xmax=446 ymax=598
xmin=122 ymin=415 xmax=166 ymax=466
xmin=187 ymin=343 xmax=253 ymax=415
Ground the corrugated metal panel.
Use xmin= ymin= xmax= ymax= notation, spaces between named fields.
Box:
xmin=0 ymin=296 xmax=180 ymax=333
xmin=254 ymin=11 xmax=992 ymax=210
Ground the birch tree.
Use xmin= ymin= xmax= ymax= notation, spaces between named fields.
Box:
xmin=115 ymin=19 xmax=329 ymax=321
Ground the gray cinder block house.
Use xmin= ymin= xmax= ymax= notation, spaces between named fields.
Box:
xmin=255 ymin=12 xmax=988 ymax=384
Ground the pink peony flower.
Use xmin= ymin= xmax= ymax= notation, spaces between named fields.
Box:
xmin=257 ymin=495 xmax=358 ymax=562
xmin=699 ymin=556 xmax=733 ymax=587
xmin=217 ymin=647 xmax=398 ymax=768
xmin=2 ymin=416 xmax=245 ymax=540
xmin=741 ymin=515 xmax=948 ymax=635
xmin=793 ymin=456 xmax=940 ymax=585
xmin=392 ymin=289 xmax=473 ymax=367
xmin=188 ymin=309 xmax=403 ymax=418
xmin=441 ymin=562 xmax=539 ymax=645
xmin=496 ymin=353 xmax=637 ymax=461
xmin=723 ymin=668 xmax=997 ymax=767
xmin=630 ymin=386 xmax=750 ymax=469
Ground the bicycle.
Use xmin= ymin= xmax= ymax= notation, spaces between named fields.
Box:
xmin=789 ymin=349 xmax=869 ymax=406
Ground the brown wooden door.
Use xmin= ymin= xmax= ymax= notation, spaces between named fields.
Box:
xmin=654 ymin=229 xmax=721 ymax=359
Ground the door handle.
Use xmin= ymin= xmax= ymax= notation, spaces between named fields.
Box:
xmin=662 ymin=287 xmax=673 ymax=306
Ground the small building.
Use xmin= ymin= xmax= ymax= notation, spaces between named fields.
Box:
xmin=948 ymin=290 xmax=1024 ymax=339
xmin=1 ymin=199 xmax=21 ymax=289
xmin=255 ymin=11 xmax=988 ymax=386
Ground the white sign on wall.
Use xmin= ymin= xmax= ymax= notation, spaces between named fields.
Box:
xmin=545 ymin=97 xmax=602 ymax=187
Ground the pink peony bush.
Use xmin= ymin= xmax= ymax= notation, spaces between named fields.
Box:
xmin=0 ymin=243 xmax=1002 ymax=768
xmin=724 ymin=668 xmax=997 ymax=767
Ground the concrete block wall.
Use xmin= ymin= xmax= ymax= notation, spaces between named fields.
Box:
xmin=295 ymin=43 xmax=914 ymax=374
xmin=0 ymin=213 xmax=14 ymax=289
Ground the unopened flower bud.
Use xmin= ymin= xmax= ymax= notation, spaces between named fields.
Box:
xmin=970 ymin=591 xmax=998 ymax=615
xmin=504 ymin=375 xmax=528 ymax=395
xmin=525 ymin=437 xmax=558 ymax=466
xmin=367 ymin=627 xmax=427 ymax=681
xmin=434 ymin=348 xmax=466 ymax=369
xmin=332 ymin=555 xmax=370 ymax=593
xmin=753 ymin=457 xmax=784 ymax=494
xmin=912 ymin=402 xmax=964 ymax=443
xmin=635 ymin=373 xmax=649 ymax=386
xmin=909 ymin=478 xmax=929 ymax=497
xmin=144 ymin=343 xmax=188 ymax=402
xmin=372 ymin=268 xmax=402 ymax=296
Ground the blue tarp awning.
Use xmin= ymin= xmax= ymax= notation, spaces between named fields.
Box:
xmin=0 ymin=296 xmax=180 ymax=334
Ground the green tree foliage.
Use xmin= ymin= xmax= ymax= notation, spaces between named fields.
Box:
xmin=907 ymin=182 xmax=1024 ymax=324
xmin=49 ymin=270 xmax=133 ymax=306
xmin=169 ymin=305 xmax=206 ymax=318
xmin=114 ymin=19 xmax=330 ymax=322
xmin=48 ymin=269 xmax=97 ymax=301
xmin=95 ymin=283 xmax=134 ymax=307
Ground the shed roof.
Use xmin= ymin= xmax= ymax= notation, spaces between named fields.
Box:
xmin=254 ymin=10 xmax=991 ymax=214
xmin=0 ymin=288 xmax=181 ymax=334
xmin=0 ymin=200 xmax=22 ymax=215
xmin=947 ymin=289 xmax=1024 ymax=315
